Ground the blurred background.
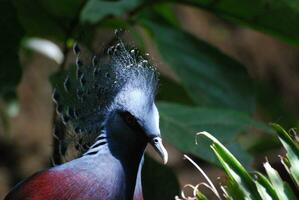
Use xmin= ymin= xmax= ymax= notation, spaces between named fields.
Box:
xmin=1 ymin=0 xmax=299 ymax=199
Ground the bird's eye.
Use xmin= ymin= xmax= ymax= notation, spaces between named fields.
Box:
xmin=120 ymin=111 xmax=140 ymax=129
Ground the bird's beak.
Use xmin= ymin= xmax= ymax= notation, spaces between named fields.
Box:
xmin=150 ymin=137 xmax=168 ymax=164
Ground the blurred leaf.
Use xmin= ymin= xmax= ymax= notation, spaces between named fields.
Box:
xmin=142 ymin=20 xmax=255 ymax=114
xmin=39 ymin=0 xmax=83 ymax=18
xmin=244 ymin=134 xmax=279 ymax=155
xmin=152 ymin=3 xmax=179 ymax=27
xmin=80 ymin=0 xmax=144 ymax=24
xmin=257 ymin=82 xmax=297 ymax=128
xmin=199 ymin=131 xmax=262 ymax=200
xmin=158 ymin=102 xmax=270 ymax=165
xmin=254 ymin=172 xmax=280 ymax=200
xmin=185 ymin=0 xmax=299 ymax=46
xmin=0 ymin=0 xmax=24 ymax=99
xmin=100 ymin=18 xmax=130 ymax=29
xmin=263 ymin=162 xmax=297 ymax=200
xmin=142 ymin=154 xmax=180 ymax=200
xmin=157 ymin=76 xmax=195 ymax=105
xmin=271 ymin=123 xmax=299 ymax=186
xmin=15 ymin=0 xmax=67 ymax=40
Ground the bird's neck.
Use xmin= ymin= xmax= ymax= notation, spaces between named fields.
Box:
xmin=134 ymin=158 xmax=144 ymax=200
xmin=83 ymin=128 xmax=146 ymax=199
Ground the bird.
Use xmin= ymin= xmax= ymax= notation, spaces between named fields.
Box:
xmin=4 ymin=32 xmax=168 ymax=200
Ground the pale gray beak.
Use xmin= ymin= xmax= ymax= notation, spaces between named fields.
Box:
xmin=150 ymin=137 xmax=168 ymax=164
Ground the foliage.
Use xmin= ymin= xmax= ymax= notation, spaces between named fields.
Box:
xmin=158 ymin=102 xmax=270 ymax=166
xmin=176 ymin=124 xmax=298 ymax=200
xmin=142 ymin=20 xmax=255 ymax=113
xmin=1 ymin=0 xmax=299 ymax=199
xmin=0 ymin=0 xmax=24 ymax=100
xmin=184 ymin=0 xmax=299 ymax=46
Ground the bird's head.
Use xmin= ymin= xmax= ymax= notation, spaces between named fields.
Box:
xmin=53 ymin=37 xmax=167 ymax=164
xmin=104 ymin=43 xmax=168 ymax=164
xmin=108 ymin=88 xmax=168 ymax=164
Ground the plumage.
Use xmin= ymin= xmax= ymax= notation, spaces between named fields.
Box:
xmin=4 ymin=34 xmax=167 ymax=200
xmin=6 ymin=147 xmax=144 ymax=200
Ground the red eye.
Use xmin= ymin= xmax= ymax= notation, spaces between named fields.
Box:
xmin=121 ymin=112 xmax=139 ymax=128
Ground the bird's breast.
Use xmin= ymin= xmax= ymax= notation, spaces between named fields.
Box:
xmin=4 ymin=155 xmax=136 ymax=200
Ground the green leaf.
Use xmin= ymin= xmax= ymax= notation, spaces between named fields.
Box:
xmin=202 ymin=132 xmax=261 ymax=200
xmin=222 ymin=180 xmax=246 ymax=200
xmin=280 ymin=157 xmax=297 ymax=187
xmin=0 ymin=0 xmax=24 ymax=99
xmin=263 ymin=162 xmax=297 ymax=200
xmin=142 ymin=154 xmax=180 ymax=200
xmin=213 ymin=149 xmax=253 ymax=199
xmin=80 ymin=0 xmax=143 ymax=24
xmin=254 ymin=172 xmax=280 ymax=200
xmin=158 ymin=102 xmax=269 ymax=165
xmin=196 ymin=191 xmax=208 ymax=200
xmin=152 ymin=3 xmax=179 ymax=27
xmin=185 ymin=0 xmax=299 ymax=46
xmin=271 ymin=123 xmax=299 ymax=186
xmin=254 ymin=181 xmax=272 ymax=200
xmin=142 ymin=20 xmax=255 ymax=113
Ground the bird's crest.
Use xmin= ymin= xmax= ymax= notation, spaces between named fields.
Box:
xmin=52 ymin=31 xmax=159 ymax=158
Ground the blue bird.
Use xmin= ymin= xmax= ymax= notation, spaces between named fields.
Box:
xmin=4 ymin=35 xmax=168 ymax=200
